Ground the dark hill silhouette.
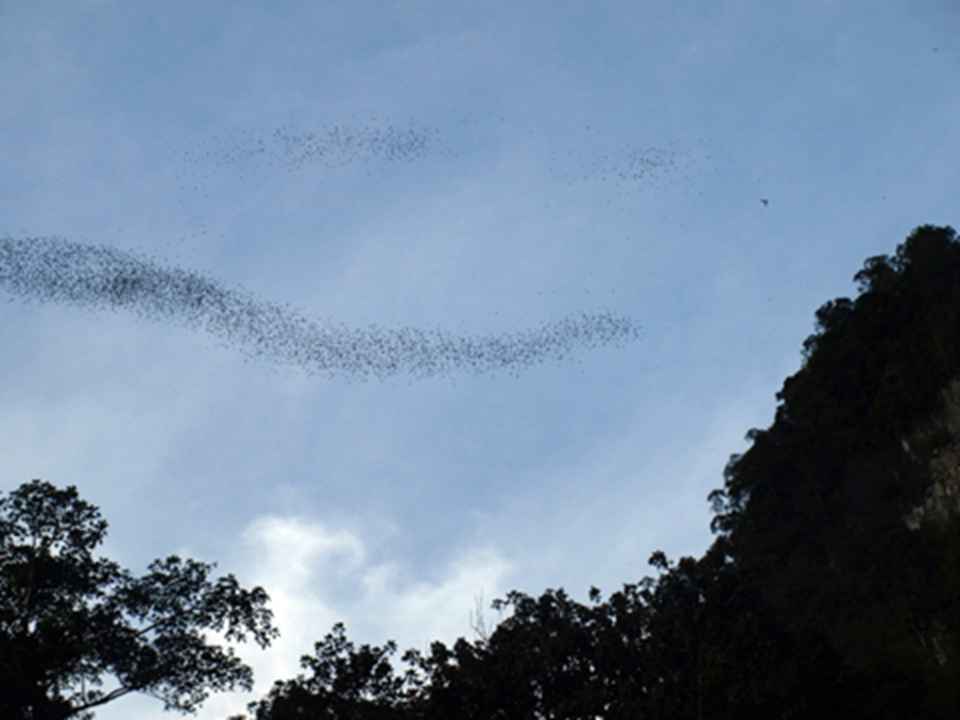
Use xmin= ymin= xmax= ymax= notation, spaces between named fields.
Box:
xmin=6 ymin=225 xmax=960 ymax=719
xmin=239 ymin=224 xmax=960 ymax=719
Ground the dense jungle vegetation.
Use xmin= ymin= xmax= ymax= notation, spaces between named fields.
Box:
xmin=4 ymin=224 xmax=960 ymax=719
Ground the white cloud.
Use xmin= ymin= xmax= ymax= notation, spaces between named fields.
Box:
xmin=110 ymin=513 xmax=514 ymax=720
xmin=358 ymin=545 xmax=512 ymax=654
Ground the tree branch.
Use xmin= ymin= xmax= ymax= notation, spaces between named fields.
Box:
xmin=70 ymin=682 xmax=144 ymax=715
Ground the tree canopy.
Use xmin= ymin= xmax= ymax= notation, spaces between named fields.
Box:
xmin=0 ymin=479 xmax=279 ymax=720
xmin=8 ymin=224 xmax=960 ymax=719
xmin=239 ymin=224 xmax=960 ymax=720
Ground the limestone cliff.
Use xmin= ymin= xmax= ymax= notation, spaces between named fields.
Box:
xmin=899 ymin=376 xmax=960 ymax=668
xmin=902 ymin=376 xmax=960 ymax=532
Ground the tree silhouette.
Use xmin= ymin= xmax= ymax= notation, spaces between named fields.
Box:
xmin=0 ymin=479 xmax=279 ymax=720
xmin=244 ymin=224 xmax=960 ymax=719
xmin=13 ymin=224 xmax=960 ymax=719
xmin=240 ymin=622 xmax=419 ymax=720
xmin=710 ymin=224 xmax=960 ymax=717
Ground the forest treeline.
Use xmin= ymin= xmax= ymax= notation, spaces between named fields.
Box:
xmin=3 ymin=225 xmax=960 ymax=719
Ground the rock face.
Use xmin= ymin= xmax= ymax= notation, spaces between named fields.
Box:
xmin=902 ymin=377 xmax=960 ymax=533
xmin=899 ymin=376 xmax=960 ymax=668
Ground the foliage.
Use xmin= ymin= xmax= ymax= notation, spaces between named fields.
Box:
xmin=246 ymin=225 xmax=960 ymax=719
xmin=240 ymin=622 xmax=418 ymax=720
xmin=12 ymin=224 xmax=960 ymax=718
xmin=0 ymin=479 xmax=279 ymax=720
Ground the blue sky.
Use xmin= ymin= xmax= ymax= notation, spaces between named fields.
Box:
xmin=1 ymin=2 xmax=957 ymax=718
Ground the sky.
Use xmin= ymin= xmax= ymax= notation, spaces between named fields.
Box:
xmin=1 ymin=1 xmax=957 ymax=718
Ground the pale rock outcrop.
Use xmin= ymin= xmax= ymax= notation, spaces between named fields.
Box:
xmin=902 ymin=377 xmax=960 ymax=532
xmin=898 ymin=376 xmax=960 ymax=668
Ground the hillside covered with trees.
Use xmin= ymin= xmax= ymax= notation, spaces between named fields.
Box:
xmin=4 ymin=225 xmax=960 ymax=719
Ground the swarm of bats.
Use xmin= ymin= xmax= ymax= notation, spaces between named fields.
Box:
xmin=2 ymin=117 xmax=674 ymax=381
xmin=0 ymin=235 xmax=641 ymax=381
